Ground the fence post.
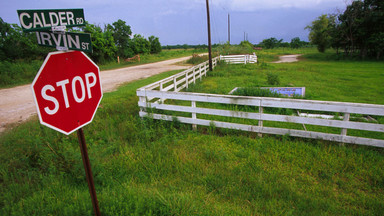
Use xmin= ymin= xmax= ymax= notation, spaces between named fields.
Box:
xmin=174 ymin=77 xmax=177 ymax=92
xmin=341 ymin=112 xmax=350 ymax=145
xmin=185 ymin=71 xmax=189 ymax=89
xmin=139 ymin=93 xmax=146 ymax=116
xmin=192 ymin=101 xmax=197 ymax=131
xmin=159 ymin=82 xmax=164 ymax=103
xmin=258 ymin=105 xmax=263 ymax=137
xmin=193 ymin=67 xmax=196 ymax=84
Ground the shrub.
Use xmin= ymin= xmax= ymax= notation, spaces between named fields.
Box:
xmin=266 ymin=72 xmax=280 ymax=85
xmin=186 ymin=54 xmax=208 ymax=65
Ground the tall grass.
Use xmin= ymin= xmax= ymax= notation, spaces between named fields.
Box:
xmin=0 ymin=60 xmax=42 ymax=87
xmin=1 ymin=49 xmax=384 ymax=215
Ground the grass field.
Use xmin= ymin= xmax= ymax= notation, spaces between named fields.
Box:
xmin=1 ymin=48 xmax=384 ymax=215
xmin=189 ymin=48 xmax=384 ymax=105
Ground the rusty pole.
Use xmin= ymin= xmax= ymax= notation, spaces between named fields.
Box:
xmin=77 ymin=128 xmax=101 ymax=216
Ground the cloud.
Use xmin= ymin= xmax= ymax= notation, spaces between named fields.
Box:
xmin=211 ymin=0 xmax=346 ymax=11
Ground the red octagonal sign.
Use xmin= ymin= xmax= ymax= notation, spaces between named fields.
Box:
xmin=32 ymin=51 xmax=103 ymax=135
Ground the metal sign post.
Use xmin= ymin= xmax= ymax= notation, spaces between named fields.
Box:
xmin=77 ymin=128 xmax=101 ymax=216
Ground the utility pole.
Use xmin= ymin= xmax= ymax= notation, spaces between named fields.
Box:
xmin=228 ymin=13 xmax=230 ymax=44
xmin=206 ymin=0 xmax=213 ymax=71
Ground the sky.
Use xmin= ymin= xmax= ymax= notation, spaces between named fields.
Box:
xmin=1 ymin=0 xmax=349 ymax=45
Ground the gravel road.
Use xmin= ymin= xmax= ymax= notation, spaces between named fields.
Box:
xmin=272 ymin=54 xmax=301 ymax=63
xmin=0 ymin=56 xmax=191 ymax=133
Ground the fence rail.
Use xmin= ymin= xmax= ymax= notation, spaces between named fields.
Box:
xmin=137 ymin=56 xmax=384 ymax=148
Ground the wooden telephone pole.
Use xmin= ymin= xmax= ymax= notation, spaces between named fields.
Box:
xmin=206 ymin=0 xmax=213 ymax=71
xmin=228 ymin=13 xmax=230 ymax=44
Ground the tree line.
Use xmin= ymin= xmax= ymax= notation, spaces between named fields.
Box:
xmin=163 ymin=37 xmax=309 ymax=51
xmin=306 ymin=0 xmax=384 ymax=59
xmin=256 ymin=37 xmax=310 ymax=49
xmin=0 ymin=18 xmax=162 ymax=63
xmin=162 ymin=44 xmax=208 ymax=50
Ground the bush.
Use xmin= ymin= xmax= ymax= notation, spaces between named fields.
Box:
xmin=215 ymin=42 xmax=254 ymax=55
xmin=0 ymin=60 xmax=42 ymax=87
xmin=186 ymin=54 xmax=208 ymax=65
xmin=266 ymin=72 xmax=280 ymax=85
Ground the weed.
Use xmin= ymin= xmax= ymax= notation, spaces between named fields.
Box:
xmin=266 ymin=72 xmax=280 ymax=85
xmin=186 ymin=54 xmax=208 ymax=65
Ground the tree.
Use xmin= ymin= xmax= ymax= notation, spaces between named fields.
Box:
xmin=130 ymin=34 xmax=150 ymax=54
xmin=239 ymin=40 xmax=253 ymax=51
xmin=106 ymin=19 xmax=133 ymax=58
xmin=84 ymin=23 xmax=117 ymax=63
xmin=316 ymin=0 xmax=384 ymax=58
xmin=148 ymin=36 xmax=161 ymax=54
xmin=306 ymin=14 xmax=333 ymax=52
xmin=337 ymin=1 xmax=365 ymax=55
xmin=261 ymin=37 xmax=283 ymax=49
xmin=290 ymin=37 xmax=303 ymax=49
xmin=0 ymin=17 xmax=48 ymax=61
xmin=369 ymin=32 xmax=384 ymax=59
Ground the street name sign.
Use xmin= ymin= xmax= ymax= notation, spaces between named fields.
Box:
xmin=17 ymin=9 xmax=85 ymax=32
xmin=32 ymin=51 xmax=102 ymax=135
xmin=36 ymin=31 xmax=92 ymax=52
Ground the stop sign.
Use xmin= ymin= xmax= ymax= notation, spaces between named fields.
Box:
xmin=32 ymin=51 xmax=103 ymax=135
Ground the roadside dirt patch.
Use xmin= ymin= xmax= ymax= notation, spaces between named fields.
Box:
xmin=272 ymin=54 xmax=301 ymax=63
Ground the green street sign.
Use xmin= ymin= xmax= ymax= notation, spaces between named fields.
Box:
xmin=17 ymin=9 xmax=85 ymax=32
xmin=36 ymin=31 xmax=92 ymax=53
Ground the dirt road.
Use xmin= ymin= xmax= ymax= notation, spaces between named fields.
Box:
xmin=0 ymin=56 xmax=191 ymax=133
xmin=272 ymin=54 xmax=301 ymax=63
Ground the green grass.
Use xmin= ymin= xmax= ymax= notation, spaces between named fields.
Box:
xmin=188 ymin=48 xmax=384 ymax=105
xmin=1 ymin=49 xmax=384 ymax=215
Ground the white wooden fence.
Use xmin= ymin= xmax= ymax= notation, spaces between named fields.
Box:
xmin=220 ymin=53 xmax=257 ymax=64
xmin=138 ymin=57 xmax=219 ymax=94
xmin=137 ymin=57 xmax=384 ymax=148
